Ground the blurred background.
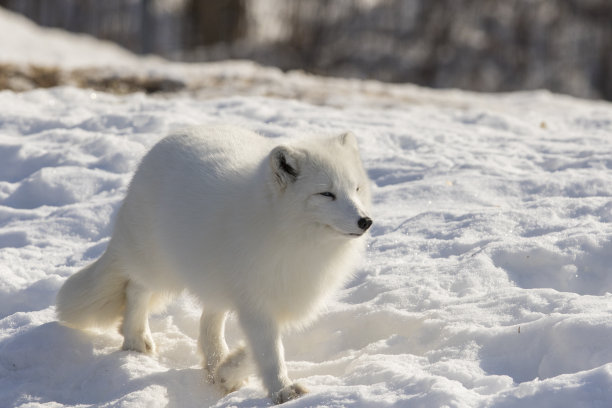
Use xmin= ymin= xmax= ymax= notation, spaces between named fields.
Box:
xmin=1 ymin=0 xmax=611 ymax=101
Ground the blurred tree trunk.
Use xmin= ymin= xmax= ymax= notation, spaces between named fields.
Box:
xmin=184 ymin=0 xmax=246 ymax=48
xmin=140 ymin=0 xmax=153 ymax=54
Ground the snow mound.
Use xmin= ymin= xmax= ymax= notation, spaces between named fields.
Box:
xmin=0 ymin=7 xmax=140 ymax=69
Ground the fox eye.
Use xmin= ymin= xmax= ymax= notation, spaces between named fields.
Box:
xmin=356 ymin=186 xmax=360 ymax=192
xmin=319 ymin=192 xmax=336 ymax=200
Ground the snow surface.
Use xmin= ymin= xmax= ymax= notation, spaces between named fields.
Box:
xmin=1 ymin=7 xmax=612 ymax=408
xmin=2 ymin=86 xmax=612 ymax=408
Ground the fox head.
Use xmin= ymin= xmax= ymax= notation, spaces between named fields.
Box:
xmin=269 ymin=132 xmax=373 ymax=238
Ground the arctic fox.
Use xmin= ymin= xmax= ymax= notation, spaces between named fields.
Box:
xmin=56 ymin=125 xmax=372 ymax=403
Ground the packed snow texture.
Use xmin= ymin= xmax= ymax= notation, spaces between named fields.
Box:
xmin=1 ymin=8 xmax=612 ymax=408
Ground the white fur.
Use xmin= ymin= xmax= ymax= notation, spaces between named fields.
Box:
xmin=56 ymin=125 xmax=372 ymax=403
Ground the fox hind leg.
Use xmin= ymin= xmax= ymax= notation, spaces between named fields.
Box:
xmin=120 ymin=280 xmax=155 ymax=353
xmin=199 ymin=310 xmax=229 ymax=380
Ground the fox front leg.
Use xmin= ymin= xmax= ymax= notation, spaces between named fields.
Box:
xmin=238 ymin=310 xmax=307 ymax=404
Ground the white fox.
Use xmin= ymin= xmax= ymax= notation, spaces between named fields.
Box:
xmin=56 ymin=125 xmax=373 ymax=403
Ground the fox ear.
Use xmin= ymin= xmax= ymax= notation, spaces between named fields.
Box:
xmin=270 ymin=145 xmax=300 ymax=189
xmin=338 ymin=131 xmax=358 ymax=149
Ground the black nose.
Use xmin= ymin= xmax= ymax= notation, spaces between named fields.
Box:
xmin=357 ymin=217 xmax=373 ymax=231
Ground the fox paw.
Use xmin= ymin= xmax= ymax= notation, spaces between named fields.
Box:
xmin=122 ymin=331 xmax=155 ymax=354
xmin=213 ymin=346 xmax=250 ymax=394
xmin=215 ymin=373 xmax=248 ymax=395
xmin=272 ymin=383 xmax=308 ymax=404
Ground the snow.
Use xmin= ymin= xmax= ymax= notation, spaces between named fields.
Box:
xmin=0 ymin=8 xmax=143 ymax=69
xmin=1 ymin=8 xmax=612 ymax=408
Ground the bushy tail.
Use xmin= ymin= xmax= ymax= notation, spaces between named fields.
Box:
xmin=56 ymin=251 xmax=128 ymax=329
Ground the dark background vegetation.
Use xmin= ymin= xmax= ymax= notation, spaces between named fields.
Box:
xmin=1 ymin=0 xmax=611 ymax=101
